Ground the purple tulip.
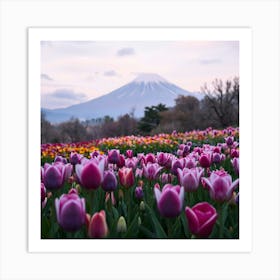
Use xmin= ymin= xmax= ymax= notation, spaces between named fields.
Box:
xmin=75 ymin=158 xmax=105 ymax=190
xmin=177 ymin=144 xmax=190 ymax=157
xmin=108 ymin=149 xmax=120 ymax=164
xmin=143 ymin=162 xmax=163 ymax=181
xmin=177 ymin=167 xmax=204 ymax=192
xmin=135 ymin=186 xmax=144 ymax=200
xmin=90 ymin=151 xmax=100 ymax=158
xmin=43 ymin=162 xmax=69 ymax=190
xmin=70 ymin=152 xmax=82 ymax=165
xmin=54 ymin=155 xmax=67 ymax=164
xmin=154 ymin=184 xmax=184 ymax=218
xmin=225 ymin=136 xmax=234 ymax=146
xmin=185 ymin=202 xmax=218 ymax=238
xmin=171 ymin=158 xmax=185 ymax=175
xmin=212 ymin=152 xmax=225 ymax=164
xmin=231 ymin=157 xmax=239 ymax=175
xmin=102 ymin=170 xmax=117 ymax=192
xmin=202 ymin=169 xmax=239 ymax=202
xmin=55 ymin=188 xmax=86 ymax=232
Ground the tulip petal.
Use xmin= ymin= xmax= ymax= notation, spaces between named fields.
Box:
xmin=185 ymin=207 xmax=200 ymax=234
xmin=227 ymin=179 xmax=239 ymax=199
xmin=158 ymin=189 xmax=181 ymax=218
xmin=201 ymin=177 xmax=213 ymax=192
xmin=179 ymin=187 xmax=185 ymax=209
xmin=55 ymin=198 xmax=60 ymax=224
xmin=60 ymin=200 xmax=85 ymax=232
xmin=154 ymin=187 xmax=162 ymax=204
xmin=198 ymin=212 xmax=218 ymax=237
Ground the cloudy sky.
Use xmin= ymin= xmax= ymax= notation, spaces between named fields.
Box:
xmin=41 ymin=41 xmax=239 ymax=109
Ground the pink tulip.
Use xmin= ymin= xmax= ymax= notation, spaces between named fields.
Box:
xmin=125 ymin=157 xmax=138 ymax=170
xmin=88 ymin=210 xmax=108 ymax=238
xmin=55 ymin=188 xmax=86 ymax=232
xmin=185 ymin=202 xmax=218 ymax=238
xmin=160 ymin=173 xmax=173 ymax=184
xmin=126 ymin=149 xmax=133 ymax=158
xmin=199 ymin=153 xmax=212 ymax=168
xmin=154 ymin=184 xmax=184 ymax=218
xmin=135 ymin=168 xmax=143 ymax=178
xmin=118 ymin=167 xmax=135 ymax=188
xmin=157 ymin=152 xmax=173 ymax=167
xmin=75 ymin=158 xmax=105 ymax=190
xmin=177 ymin=167 xmax=204 ymax=192
xmin=143 ymin=162 xmax=163 ymax=181
xmin=202 ymin=169 xmax=239 ymax=202
xmin=230 ymin=149 xmax=239 ymax=158
xmin=184 ymin=157 xmax=197 ymax=169
xmin=145 ymin=153 xmax=157 ymax=164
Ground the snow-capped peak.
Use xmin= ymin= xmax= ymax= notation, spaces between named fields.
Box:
xmin=133 ymin=73 xmax=168 ymax=84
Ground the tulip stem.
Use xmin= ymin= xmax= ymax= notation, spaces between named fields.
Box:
xmin=90 ymin=190 xmax=95 ymax=214
xmin=218 ymin=203 xmax=224 ymax=238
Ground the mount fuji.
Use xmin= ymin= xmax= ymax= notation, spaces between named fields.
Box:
xmin=42 ymin=73 xmax=204 ymax=123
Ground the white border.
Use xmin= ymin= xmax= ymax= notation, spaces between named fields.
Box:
xmin=28 ymin=27 xmax=252 ymax=253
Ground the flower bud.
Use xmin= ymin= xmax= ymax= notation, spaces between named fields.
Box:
xmin=140 ymin=201 xmax=145 ymax=211
xmin=117 ymin=216 xmax=127 ymax=233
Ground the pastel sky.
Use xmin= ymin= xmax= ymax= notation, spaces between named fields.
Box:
xmin=41 ymin=41 xmax=239 ymax=109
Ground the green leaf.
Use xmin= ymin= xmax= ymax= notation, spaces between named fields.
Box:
xmin=139 ymin=225 xmax=155 ymax=238
xmin=180 ymin=213 xmax=190 ymax=238
xmin=146 ymin=205 xmax=167 ymax=238
xmin=124 ymin=213 xmax=139 ymax=238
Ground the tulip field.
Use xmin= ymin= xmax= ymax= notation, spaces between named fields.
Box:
xmin=41 ymin=127 xmax=239 ymax=239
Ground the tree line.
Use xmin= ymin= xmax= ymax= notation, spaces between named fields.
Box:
xmin=41 ymin=77 xmax=239 ymax=143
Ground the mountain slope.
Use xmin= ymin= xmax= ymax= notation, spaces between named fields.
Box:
xmin=43 ymin=73 xmax=204 ymax=123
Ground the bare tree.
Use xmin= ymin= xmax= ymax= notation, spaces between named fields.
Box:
xmin=201 ymin=77 xmax=239 ymax=127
